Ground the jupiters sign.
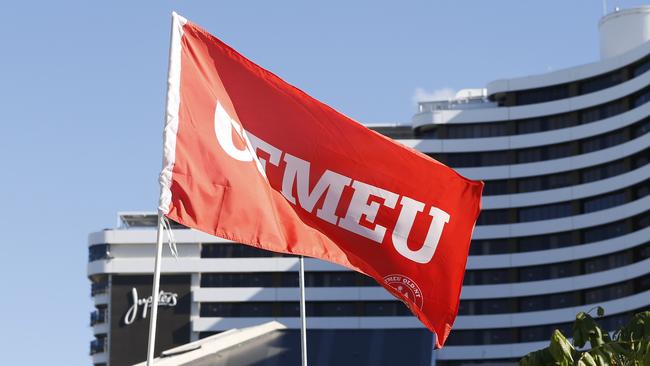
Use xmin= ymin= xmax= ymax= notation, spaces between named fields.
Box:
xmin=123 ymin=287 xmax=178 ymax=325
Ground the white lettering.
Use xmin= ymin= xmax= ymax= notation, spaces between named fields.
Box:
xmin=214 ymin=102 xmax=266 ymax=177
xmin=338 ymin=181 xmax=399 ymax=243
xmin=392 ymin=197 xmax=450 ymax=264
xmin=212 ymin=99 xmax=455 ymax=264
xmin=281 ymin=153 xmax=351 ymax=224
xmin=248 ymin=132 xmax=282 ymax=173
xmin=123 ymin=288 xmax=178 ymax=325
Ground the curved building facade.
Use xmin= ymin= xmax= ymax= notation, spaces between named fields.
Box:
xmin=374 ymin=7 xmax=650 ymax=365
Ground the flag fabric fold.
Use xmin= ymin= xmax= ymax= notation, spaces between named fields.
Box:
xmin=160 ymin=12 xmax=483 ymax=348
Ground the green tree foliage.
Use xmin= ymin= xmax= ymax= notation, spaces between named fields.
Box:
xmin=520 ymin=307 xmax=650 ymax=366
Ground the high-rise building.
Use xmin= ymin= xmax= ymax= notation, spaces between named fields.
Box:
xmin=88 ymin=6 xmax=650 ymax=366
xmin=372 ymin=6 xmax=650 ymax=365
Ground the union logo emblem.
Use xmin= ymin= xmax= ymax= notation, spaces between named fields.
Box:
xmin=383 ymin=274 xmax=424 ymax=310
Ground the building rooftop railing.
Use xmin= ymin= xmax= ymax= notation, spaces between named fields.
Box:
xmin=117 ymin=212 xmax=187 ymax=229
xmin=417 ymin=97 xmax=496 ymax=113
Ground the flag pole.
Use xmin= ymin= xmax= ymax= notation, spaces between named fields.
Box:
xmin=145 ymin=212 xmax=166 ymax=365
xmin=145 ymin=11 xmax=181 ymax=365
xmin=298 ymin=256 xmax=308 ymax=366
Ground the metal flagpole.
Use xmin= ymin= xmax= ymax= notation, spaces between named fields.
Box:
xmin=145 ymin=212 xmax=166 ymax=365
xmin=145 ymin=11 xmax=179 ymax=365
xmin=298 ymin=256 xmax=308 ymax=366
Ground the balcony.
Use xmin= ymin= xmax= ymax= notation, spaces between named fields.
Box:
xmin=90 ymin=308 xmax=107 ymax=326
xmin=88 ymin=243 xmax=112 ymax=262
xmin=91 ymin=282 xmax=108 ymax=297
xmin=89 ymin=337 xmax=106 ymax=355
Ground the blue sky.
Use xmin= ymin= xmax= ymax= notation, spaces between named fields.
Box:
xmin=1 ymin=0 xmax=648 ymax=364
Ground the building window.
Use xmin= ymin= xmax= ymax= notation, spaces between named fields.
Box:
xmin=633 ymin=56 xmax=650 ymax=77
xmin=90 ymin=276 xmax=108 ymax=297
xmin=306 ymin=272 xmax=358 ymax=287
xmin=635 ymin=88 xmax=650 ymax=107
xmin=90 ymin=307 xmax=108 ymax=326
xmin=583 ymin=220 xmax=629 ymax=243
xmin=469 ymin=239 xmax=510 ymax=255
xmin=496 ymin=171 xmax=575 ymax=195
xmin=520 ymin=231 xmax=573 ymax=252
xmin=200 ymin=302 xmax=275 ymax=317
xmin=633 ymin=118 xmax=650 ymax=137
xmin=201 ymin=273 xmax=275 ymax=287
xmin=364 ymin=301 xmax=411 ymax=316
xmin=88 ymin=244 xmax=111 ymax=262
xmin=436 ymin=151 xmax=511 ymax=167
xmin=518 ymin=202 xmax=573 ymax=222
xmin=581 ymin=100 xmax=626 ymax=123
xmin=516 ymin=114 xmax=579 ymax=134
xmin=579 ymin=70 xmax=625 ymax=94
xmin=201 ymin=243 xmax=293 ymax=258
xmin=483 ymin=180 xmax=509 ymax=195
xmin=463 ymin=269 xmax=512 ymax=285
xmin=310 ymin=302 xmax=357 ymax=316
xmin=584 ymin=282 xmax=634 ymax=303
xmin=581 ymin=129 xmax=627 ymax=153
xmin=583 ymin=251 xmax=633 ymax=274
xmin=479 ymin=298 xmax=514 ymax=314
xmin=89 ymin=335 xmax=107 ymax=355
xmin=582 ymin=191 xmax=627 ymax=213
xmin=445 ymin=122 xmax=509 ymax=138
xmin=518 ymin=262 xmax=578 ymax=282
xmin=516 ymin=143 xmax=581 ymax=164
xmin=581 ymin=160 xmax=627 ymax=183
xmin=477 ymin=209 xmax=509 ymax=225
xmin=515 ymin=84 xmax=569 ymax=105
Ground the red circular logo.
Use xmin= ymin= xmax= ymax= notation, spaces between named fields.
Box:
xmin=383 ymin=274 xmax=424 ymax=310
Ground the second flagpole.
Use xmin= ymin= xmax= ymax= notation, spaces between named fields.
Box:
xmin=298 ymin=256 xmax=308 ymax=366
xmin=145 ymin=212 xmax=166 ymax=365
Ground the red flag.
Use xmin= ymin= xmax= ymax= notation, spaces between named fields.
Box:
xmin=159 ymin=13 xmax=483 ymax=348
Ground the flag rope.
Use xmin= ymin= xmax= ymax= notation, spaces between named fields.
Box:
xmin=161 ymin=215 xmax=178 ymax=259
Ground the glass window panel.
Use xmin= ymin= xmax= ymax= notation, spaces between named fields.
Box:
xmin=477 ymin=209 xmax=509 ymax=225
xmin=633 ymin=57 xmax=650 ymax=77
xmin=583 ymin=191 xmax=627 ymax=213
xmin=634 ymin=88 xmax=650 ymax=108
xmin=483 ymin=180 xmax=509 ymax=195
xmin=583 ymin=220 xmax=628 ymax=243
xmin=518 ymin=203 xmax=572 ymax=222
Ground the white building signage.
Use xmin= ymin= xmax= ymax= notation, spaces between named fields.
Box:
xmin=124 ymin=287 xmax=178 ymax=325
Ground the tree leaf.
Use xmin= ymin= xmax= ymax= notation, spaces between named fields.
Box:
xmin=522 ymin=310 xmax=650 ymax=365
xmin=573 ymin=312 xmax=589 ymax=348
xmin=573 ymin=311 xmax=607 ymax=348
xmin=577 ymin=351 xmax=611 ymax=366
xmin=619 ymin=311 xmax=650 ymax=343
xmin=549 ymin=329 xmax=574 ymax=363
xmin=519 ymin=348 xmax=553 ymax=366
